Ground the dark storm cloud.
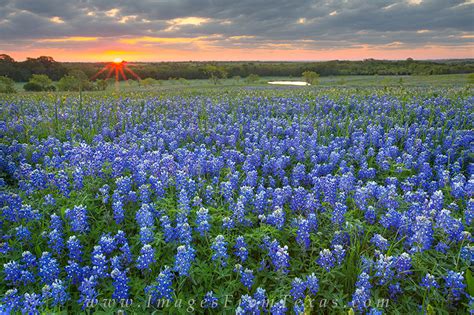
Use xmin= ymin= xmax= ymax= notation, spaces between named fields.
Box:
xmin=0 ymin=0 xmax=472 ymax=50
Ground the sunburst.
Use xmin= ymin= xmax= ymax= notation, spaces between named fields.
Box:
xmin=91 ymin=58 xmax=141 ymax=83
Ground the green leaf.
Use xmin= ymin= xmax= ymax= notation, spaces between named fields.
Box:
xmin=466 ymin=268 xmax=474 ymax=296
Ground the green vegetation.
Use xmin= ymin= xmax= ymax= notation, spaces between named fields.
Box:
xmin=23 ymin=74 xmax=56 ymax=91
xmin=2 ymin=54 xmax=474 ymax=84
xmin=0 ymin=75 xmax=16 ymax=93
xmin=302 ymin=71 xmax=319 ymax=85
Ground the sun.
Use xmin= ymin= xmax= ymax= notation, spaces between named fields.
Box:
xmin=113 ymin=57 xmax=123 ymax=64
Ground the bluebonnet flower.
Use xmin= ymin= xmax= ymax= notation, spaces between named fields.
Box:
xmin=394 ymin=252 xmax=412 ymax=276
xmin=174 ymin=245 xmax=195 ymax=277
xmin=371 ymin=234 xmax=389 ymax=251
xmin=254 ymin=287 xmax=267 ymax=310
xmin=306 ymin=273 xmax=319 ymax=295
xmin=444 ymin=270 xmax=466 ymax=301
xmin=237 ymin=295 xmax=259 ymax=314
xmin=39 ymin=252 xmax=60 ymax=285
xmin=234 ymin=236 xmax=249 ymax=263
xmin=111 ymin=268 xmax=129 ymax=300
xmin=43 ymin=194 xmax=56 ymax=206
xmin=195 ymin=207 xmax=210 ymax=236
xmin=408 ymin=215 xmax=433 ymax=252
xmin=350 ymin=272 xmax=372 ymax=312
xmin=73 ymin=167 xmax=84 ymax=190
xmin=137 ymin=244 xmax=155 ymax=271
xmin=15 ymin=225 xmax=31 ymax=242
xmin=460 ymin=245 xmax=473 ymax=263
xmin=263 ymin=238 xmax=290 ymax=274
xmin=139 ymin=184 xmax=151 ymax=203
xmin=98 ymin=184 xmax=110 ymax=204
xmin=294 ymin=300 xmax=305 ymax=314
xmin=332 ymin=202 xmax=347 ymax=226
xmin=92 ymin=252 xmax=108 ymax=279
xmin=332 ymin=245 xmax=346 ymax=265
xmin=160 ymin=215 xmax=175 ymax=243
xmin=4 ymin=260 xmax=22 ymax=284
xmin=374 ymin=253 xmax=395 ymax=285
xmin=290 ymin=277 xmax=306 ymax=300
xmin=65 ymin=260 xmax=83 ymax=285
xmin=136 ymin=203 xmax=154 ymax=228
xmin=270 ymin=299 xmax=287 ymax=315
xmin=139 ymin=227 xmax=155 ymax=244
xmin=23 ymin=293 xmax=43 ymax=314
xmin=211 ymin=235 xmax=228 ymax=267
xmin=222 ymin=216 xmax=235 ymax=230
xmin=175 ymin=221 xmax=192 ymax=245
xmin=294 ymin=216 xmax=311 ymax=249
xmin=2 ymin=289 xmax=22 ymax=312
xmin=78 ymin=276 xmax=98 ymax=309
xmin=240 ymin=268 xmax=254 ymax=290
xmin=317 ymin=249 xmax=335 ymax=272
xmin=67 ymin=236 xmax=83 ymax=261
xmin=420 ymin=273 xmax=438 ymax=289
xmin=120 ymin=242 xmax=133 ymax=267
xmin=145 ymin=266 xmax=174 ymax=303
xmin=21 ymin=251 xmax=36 ymax=268
xmin=99 ymin=233 xmax=116 ymax=255
xmin=435 ymin=241 xmax=449 ymax=253
xmin=266 ymin=207 xmax=286 ymax=230
xmin=43 ymin=279 xmax=69 ymax=307
xmin=47 ymin=228 xmax=64 ymax=255
xmin=203 ymin=291 xmax=218 ymax=309
xmin=112 ymin=200 xmax=124 ymax=224
xmin=65 ymin=205 xmax=89 ymax=234
xmin=115 ymin=176 xmax=132 ymax=195
xmin=365 ymin=206 xmax=376 ymax=224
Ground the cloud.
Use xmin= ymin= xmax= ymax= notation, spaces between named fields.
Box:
xmin=0 ymin=0 xmax=472 ymax=60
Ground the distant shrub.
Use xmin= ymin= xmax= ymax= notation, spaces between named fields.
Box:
xmin=245 ymin=74 xmax=260 ymax=83
xmin=0 ymin=76 xmax=16 ymax=93
xmin=24 ymin=74 xmax=55 ymax=91
xmin=57 ymin=70 xmax=94 ymax=91
xmin=24 ymin=82 xmax=56 ymax=91
xmin=95 ymin=79 xmax=108 ymax=91
xmin=178 ymin=78 xmax=190 ymax=85
xmin=302 ymin=71 xmax=319 ymax=85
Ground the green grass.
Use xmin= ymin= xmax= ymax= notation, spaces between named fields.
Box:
xmin=12 ymin=73 xmax=473 ymax=94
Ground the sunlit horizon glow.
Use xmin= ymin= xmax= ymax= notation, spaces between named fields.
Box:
xmin=0 ymin=1 xmax=472 ymax=62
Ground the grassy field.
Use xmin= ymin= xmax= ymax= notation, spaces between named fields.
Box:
xmin=12 ymin=73 xmax=473 ymax=93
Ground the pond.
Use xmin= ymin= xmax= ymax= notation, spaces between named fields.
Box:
xmin=268 ymin=81 xmax=310 ymax=86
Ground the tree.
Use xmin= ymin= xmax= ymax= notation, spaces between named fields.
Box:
xmin=302 ymin=71 xmax=319 ymax=85
xmin=245 ymin=73 xmax=260 ymax=84
xmin=95 ymin=79 xmax=108 ymax=91
xmin=24 ymin=74 xmax=55 ymax=91
xmin=141 ymin=78 xmax=158 ymax=87
xmin=57 ymin=70 xmax=93 ymax=91
xmin=204 ymin=65 xmax=227 ymax=85
xmin=0 ymin=76 xmax=16 ymax=93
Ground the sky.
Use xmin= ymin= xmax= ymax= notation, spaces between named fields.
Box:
xmin=0 ymin=0 xmax=473 ymax=62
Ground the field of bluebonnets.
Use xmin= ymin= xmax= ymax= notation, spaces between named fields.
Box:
xmin=0 ymin=87 xmax=473 ymax=314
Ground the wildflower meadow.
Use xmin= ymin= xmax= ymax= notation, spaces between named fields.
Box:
xmin=0 ymin=87 xmax=473 ymax=314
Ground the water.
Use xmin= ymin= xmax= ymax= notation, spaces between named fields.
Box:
xmin=268 ymin=81 xmax=310 ymax=86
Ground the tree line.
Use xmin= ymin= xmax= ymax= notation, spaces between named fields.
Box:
xmin=1 ymin=54 xmax=473 ymax=83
